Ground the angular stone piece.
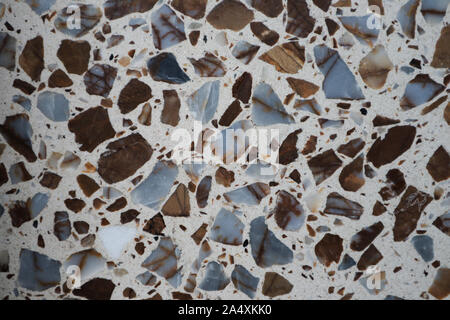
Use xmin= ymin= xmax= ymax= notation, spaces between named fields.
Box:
xmin=315 ymin=233 xmax=343 ymax=267
xmin=57 ymin=40 xmax=90 ymax=75
xmin=98 ymin=133 xmax=153 ymax=184
xmin=147 ymin=52 xmax=190 ymax=84
xmin=206 ymin=0 xmax=254 ymax=31
xmin=19 ymin=36 xmax=44 ymax=82
xmin=210 ymin=209 xmax=244 ymax=245
xmin=104 ymin=0 xmax=158 ymax=20
xmin=262 ymin=272 xmax=293 ymax=297
xmin=18 ymin=249 xmax=61 ymax=291
xmin=118 ymin=78 xmax=152 ymax=114
xmin=259 ymin=42 xmax=305 ymax=74
xmin=84 ymin=64 xmax=117 ymax=97
xmin=324 ymin=192 xmax=364 ymax=220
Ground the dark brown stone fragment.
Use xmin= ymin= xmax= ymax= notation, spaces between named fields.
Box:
xmin=324 ymin=192 xmax=364 ymax=220
xmin=315 ymin=233 xmax=343 ymax=267
xmin=232 ymin=72 xmax=252 ymax=104
xmin=106 ymin=197 xmax=127 ymax=212
xmin=262 ymin=272 xmax=293 ymax=297
xmin=426 ymin=146 xmax=450 ymax=182
xmin=287 ymin=77 xmax=319 ymax=98
xmin=68 ymin=106 xmax=116 ymax=153
xmin=428 ymin=268 xmax=450 ymax=300
xmin=393 ymin=186 xmax=432 ymax=242
xmin=162 ymin=184 xmax=191 ymax=217
xmin=279 ymin=129 xmax=302 ymax=165
xmin=372 ymin=201 xmax=386 ymax=216
xmin=189 ymin=31 xmax=200 ymax=46
xmin=8 ymin=201 xmax=32 ymax=227
xmin=143 ymin=213 xmax=166 ymax=235
xmin=98 ymin=133 xmax=152 ymax=184
xmin=19 ymin=36 xmax=44 ymax=81
xmin=367 ymin=125 xmax=416 ymax=168
xmin=161 ymin=90 xmax=181 ymax=126
xmin=0 ymin=163 xmax=8 ymax=186
xmin=40 ymin=171 xmax=62 ymax=190
xmin=431 ymin=25 xmax=450 ymax=68
xmin=219 ymin=100 xmax=242 ymax=127
xmin=118 ymin=78 xmax=152 ymax=114
xmin=286 ymin=0 xmax=315 ymax=38
xmin=76 ymin=174 xmax=100 ymax=197
xmin=120 ymin=209 xmax=140 ymax=224
xmin=302 ymin=136 xmax=317 ymax=155
xmin=74 ymin=221 xmax=89 ymax=234
xmin=372 ymin=115 xmax=400 ymax=127
xmin=250 ymin=22 xmax=279 ymax=46
xmin=104 ymin=0 xmax=158 ymax=20
xmin=325 ymin=18 xmax=339 ymax=36
xmin=308 ymin=149 xmax=343 ymax=185
xmin=64 ymin=198 xmax=86 ymax=213
xmin=357 ymin=244 xmax=383 ymax=270
xmin=48 ymin=69 xmax=73 ymax=88
xmin=13 ymin=79 xmax=36 ymax=95
xmin=196 ymin=176 xmax=212 ymax=209
xmin=433 ymin=214 xmax=450 ymax=236
xmin=350 ymin=222 xmax=384 ymax=252
xmin=73 ymin=278 xmax=115 ymax=300
xmin=379 ymin=169 xmax=406 ymax=200
xmin=312 ymin=0 xmax=331 ymax=12
xmin=57 ymin=40 xmax=90 ymax=75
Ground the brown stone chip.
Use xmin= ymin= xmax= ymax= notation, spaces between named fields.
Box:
xmin=64 ymin=198 xmax=86 ymax=213
xmin=97 ymin=133 xmax=153 ymax=184
xmin=19 ymin=36 xmax=44 ymax=81
xmin=279 ymin=129 xmax=302 ymax=165
xmin=287 ymin=77 xmax=319 ymax=98
xmin=431 ymin=25 xmax=450 ymax=69
xmin=250 ymin=22 xmax=279 ymax=46
xmin=308 ymin=149 xmax=343 ymax=185
xmin=8 ymin=201 xmax=32 ymax=227
xmin=0 ymin=114 xmax=37 ymax=162
xmin=372 ymin=201 xmax=387 ymax=216
xmin=337 ymin=138 xmax=365 ymax=158
xmin=379 ymin=169 xmax=406 ymax=201
xmin=162 ymin=184 xmax=190 ymax=217
xmin=339 ymin=154 xmax=365 ymax=192
xmin=232 ymin=72 xmax=252 ymax=104
xmin=74 ymin=221 xmax=89 ymax=234
xmin=57 ymin=40 xmax=91 ymax=75
xmin=206 ymin=0 xmax=254 ymax=31
xmin=215 ymin=167 xmax=235 ymax=187
xmin=0 ymin=163 xmax=8 ymax=186
xmin=426 ymin=146 xmax=450 ymax=182
xmin=302 ymin=136 xmax=317 ymax=155
xmin=120 ymin=209 xmax=140 ymax=224
xmin=325 ymin=18 xmax=339 ymax=36
xmin=315 ymin=233 xmax=343 ymax=267
xmin=48 ymin=69 xmax=73 ymax=88
xmin=259 ymin=42 xmax=305 ymax=74
xmin=393 ymin=186 xmax=432 ymax=242
xmin=262 ymin=272 xmax=293 ymax=297
xmin=138 ymin=103 xmax=152 ymax=126
xmin=313 ymin=0 xmax=331 ymax=12
xmin=13 ymin=79 xmax=36 ymax=95
xmin=219 ymin=100 xmax=242 ymax=127
xmin=76 ymin=174 xmax=99 ymax=197
xmin=324 ymin=192 xmax=364 ymax=220
xmin=118 ymin=78 xmax=152 ymax=114
xmin=104 ymin=0 xmax=158 ymax=20
xmin=143 ymin=213 xmax=166 ymax=235
xmin=286 ymin=0 xmax=315 ymax=38
xmin=106 ymin=197 xmax=127 ymax=212
xmin=372 ymin=115 xmax=400 ymax=127
xmin=172 ymin=291 xmax=193 ymax=300
xmin=350 ymin=222 xmax=384 ymax=252
xmin=68 ymin=106 xmax=116 ymax=153
xmin=191 ymin=223 xmax=208 ymax=245
xmin=161 ymin=90 xmax=181 ymax=127
xmin=357 ymin=244 xmax=383 ymax=270
xmin=367 ymin=125 xmax=416 ymax=168
xmin=39 ymin=171 xmax=62 ymax=190
xmin=73 ymin=278 xmax=115 ymax=300
xmin=189 ymin=31 xmax=200 ymax=46
xmin=171 ymin=0 xmax=207 ymax=19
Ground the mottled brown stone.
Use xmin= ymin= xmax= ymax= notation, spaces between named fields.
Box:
xmin=379 ymin=169 xmax=406 ymax=201
xmin=48 ymin=69 xmax=73 ymax=88
xmin=73 ymin=278 xmax=115 ymax=300
xmin=339 ymin=154 xmax=365 ymax=192
xmin=279 ymin=129 xmax=302 ymax=165
xmin=57 ymin=40 xmax=91 ymax=75
xmin=64 ymin=198 xmax=86 ymax=213
xmin=118 ymin=78 xmax=152 ymax=114
xmin=40 ymin=171 xmax=62 ymax=190
xmin=161 ymin=90 xmax=181 ymax=127
xmin=68 ymin=106 xmax=116 ymax=153
xmin=191 ymin=223 xmax=208 ymax=245
xmin=367 ymin=125 xmax=416 ymax=168
xmin=98 ymin=133 xmax=153 ymax=184
xmin=431 ymin=25 xmax=450 ymax=69
xmin=19 ymin=36 xmax=44 ymax=81
xmin=315 ymin=233 xmax=343 ymax=267
xmin=215 ymin=167 xmax=235 ymax=187
xmin=357 ymin=244 xmax=383 ymax=270
xmin=250 ymin=22 xmax=279 ymax=46
xmin=0 ymin=114 xmax=37 ymax=162
xmin=232 ymin=72 xmax=252 ymax=104
xmin=13 ymin=79 xmax=36 ymax=95
xmin=259 ymin=42 xmax=305 ymax=74
xmin=144 ymin=213 xmax=166 ymax=235
xmin=162 ymin=184 xmax=190 ymax=217
xmin=120 ymin=209 xmax=140 ymax=224
xmin=262 ymin=272 xmax=293 ymax=297
xmin=308 ymin=149 xmax=343 ymax=185
xmin=171 ymin=0 xmax=207 ymax=19
xmin=350 ymin=222 xmax=384 ymax=252
xmin=287 ymin=77 xmax=319 ymax=98
xmin=393 ymin=186 xmax=432 ymax=242
xmin=106 ymin=197 xmax=127 ymax=212
xmin=426 ymin=146 xmax=450 ymax=182
xmin=219 ymin=100 xmax=242 ymax=127
xmin=250 ymin=0 xmax=283 ymax=18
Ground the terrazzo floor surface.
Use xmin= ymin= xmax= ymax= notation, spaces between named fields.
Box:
xmin=0 ymin=0 xmax=449 ymax=300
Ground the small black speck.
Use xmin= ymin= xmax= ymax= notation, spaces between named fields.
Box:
xmin=360 ymin=108 xmax=367 ymax=115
